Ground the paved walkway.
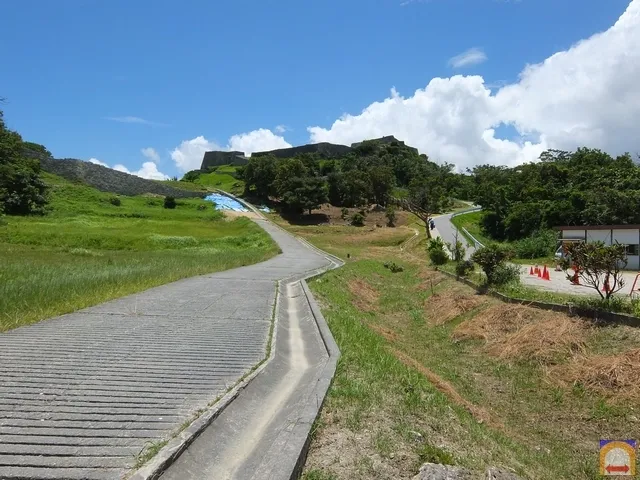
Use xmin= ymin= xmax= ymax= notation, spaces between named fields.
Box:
xmin=432 ymin=212 xmax=477 ymax=260
xmin=0 ymin=219 xmax=332 ymax=480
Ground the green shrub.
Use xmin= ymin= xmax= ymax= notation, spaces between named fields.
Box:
xmin=455 ymin=260 xmax=475 ymax=277
xmin=351 ymin=212 xmax=365 ymax=226
xmin=383 ymin=261 xmax=404 ymax=273
xmin=416 ymin=443 xmax=455 ymax=465
xmin=427 ymin=237 xmax=449 ymax=266
xmin=108 ymin=196 xmax=121 ymax=207
xmin=181 ymin=170 xmax=202 ymax=183
xmin=471 ymin=244 xmax=514 ymax=285
xmin=512 ymin=230 xmax=558 ymax=259
xmin=490 ymin=263 xmax=521 ymax=286
xmin=163 ymin=196 xmax=177 ymax=209
xmin=385 ymin=205 xmax=397 ymax=227
xmin=197 ymin=204 xmax=207 ymax=211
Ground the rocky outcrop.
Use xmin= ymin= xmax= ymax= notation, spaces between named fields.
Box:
xmin=40 ymin=158 xmax=203 ymax=198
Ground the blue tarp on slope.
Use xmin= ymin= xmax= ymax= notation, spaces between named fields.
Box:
xmin=204 ymin=193 xmax=249 ymax=212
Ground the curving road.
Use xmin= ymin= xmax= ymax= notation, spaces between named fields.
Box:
xmin=0 ymin=218 xmax=339 ymax=480
xmin=432 ymin=209 xmax=480 ymax=260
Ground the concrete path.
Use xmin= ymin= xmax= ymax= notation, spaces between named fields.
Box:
xmin=0 ymin=219 xmax=335 ymax=480
xmin=432 ymin=212 xmax=476 ymax=260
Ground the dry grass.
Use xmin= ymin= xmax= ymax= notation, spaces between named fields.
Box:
xmin=348 ymin=278 xmax=380 ymax=312
xmin=390 ymin=348 xmax=502 ymax=430
xmin=369 ymin=324 xmax=399 ymax=342
xmin=425 ymin=291 xmax=485 ymax=325
xmin=453 ymin=304 xmax=589 ymax=363
xmin=550 ymin=348 xmax=640 ymax=399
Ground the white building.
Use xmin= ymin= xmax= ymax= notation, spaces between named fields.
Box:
xmin=557 ymin=225 xmax=640 ymax=271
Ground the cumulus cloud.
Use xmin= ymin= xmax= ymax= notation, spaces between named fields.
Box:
xmin=275 ymin=125 xmax=289 ymax=133
xmin=88 ymin=159 xmax=169 ymax=180
xmin=88 ymin=158 xmax=109 ymax=167
xmin=308 ymin=0 xmax=640 ymax=171
xmin=228 ymin=128 xmax=292 ymax=155
xmin=141 ymin=147 xmax=160 ymax=163
xmin=170 ymin=129 xmax=291 ymax=172
xmin=448 ymin=48 xmax=488 ymax=68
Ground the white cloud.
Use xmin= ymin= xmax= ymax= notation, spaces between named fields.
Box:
xmin=171 ymin=136 xmax=223 ymax=173
xmin=170 ymin=129 xmax=291 ymax=172
xmin=275 ymin=124 xmax=289 ymax=133
xmin=87 ymin=159 xmax=169 ymax=180
xmin=141 ymin=147 xmax=160 ymax=163
xmin=228 ymin=128 xmax=292 ymax=155
xmin=308 ymin=0 xmax=640 ymax=171
xmin=448 ymin=47 xmax=488 ymax=68
xmin=88 ymin=158 xmax=109 ymax=167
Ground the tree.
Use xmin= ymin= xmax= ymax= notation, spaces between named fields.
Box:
xmin=342 ymin=170 xmax=371 ymax=207
xmin=181 ymin=170 xmax=202 ymax=182
xmin=369 ymin=165 xmax=395 ymax=206
xmin=471 ymin=244 xmax=514 ymax=285
xmin=385 ymin=205 xmax=397 ymax=227
xmin=243 ymin=155 xmax=278 ymax=199
xmin=427 ymin=237 xmax=449 ymax=266
xmin=447 ymin=229 xmax=466 ymax=262
xmin=163 ymin=196 xmax=177 ymax=209
xmin=280 ymin=176 xmax=328 ymax=214
xmin=0 ymin=110 xmax=49 ymax=215
xmin=562 ymin=242 xmax=627 ymax=300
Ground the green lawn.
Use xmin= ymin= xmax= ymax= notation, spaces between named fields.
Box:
xmin=194 ymin=165 xmax=245 ymax=195
xmin=0 ymin=173 xmax=278 ymax=332
xmin=449 ymin=210 xmax=492 ymax=246
xmin=275 ymin=221 xmax=639 ymax=480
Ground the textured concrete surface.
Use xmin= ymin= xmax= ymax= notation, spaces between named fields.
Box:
xmin=0 ymin=219 xmax=331 ymax=480
xmin=433 ymin=212 xmax=475 ymax=260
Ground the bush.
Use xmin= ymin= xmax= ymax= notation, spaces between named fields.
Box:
xmin=163 ymin=196 xmax=177 ymax=209
xmin=197 ymin=204 xmax=207 ymax=211
xmin=385 ymin=205 xmax=397 ymax=227
xmin=351 ymin=212 xmax=365 ymax=226
xmin=340 ymin=207 xmax=349 ymax=220
xmin=512 ymin=230 xmax=558 ymax=259
xmin=490 ymin=263 xmax=521 ymax=286
xmin=427 ymin=237 xmax=449 ymax=266
xmin=383 ymin=261 xmax=404 ymax=273
xmin=109 ymin=196 xmax=121 ymax=207
xmin=181 ymin=170 xmax=202 ymax=183
xmin=471 ymin=244 xmax=514 ymax=285
xmin=455 ymin=260 xmax=475 ymax=277
xmin=448 ymin=240 xmax=466 ymax=262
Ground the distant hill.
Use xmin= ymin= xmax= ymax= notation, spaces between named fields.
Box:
xmin=40 ymin=158 xmax=203 ymax=198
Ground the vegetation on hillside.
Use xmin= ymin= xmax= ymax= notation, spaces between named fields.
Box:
xmin=0 ymin=109 xmax=49 ymax=215
xmin=179 ymin=165 xmax=245 ymax=195
xmin=0 ymin=173 xmax=278 ymax=331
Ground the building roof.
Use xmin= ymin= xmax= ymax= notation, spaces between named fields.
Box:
xmin=555 ymin=225 xmax=640 ymax=230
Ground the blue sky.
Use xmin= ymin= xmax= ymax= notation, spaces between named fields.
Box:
xmin=1 ymin=0 xmax=636 ymax=178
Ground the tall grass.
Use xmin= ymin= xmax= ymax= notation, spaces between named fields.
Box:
xmin=0 ymin=173 xmax=278 ymax=331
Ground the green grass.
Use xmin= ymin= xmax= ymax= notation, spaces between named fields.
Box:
xmin=194 ymin=165 xmax=244 ymax=194
xmin=449 ymin=210 xmax=491 ymax=246
xmin=0 ymin=173 xmax=278 ymax=331
xmin=277 ymin=220 xmax=639 ymax=479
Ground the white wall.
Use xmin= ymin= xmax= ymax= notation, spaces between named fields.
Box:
xmin=626 ymin=256 xmax=639 ymax=271
xmin=562 ymin=230 xmax=586 ymax=240
xmin=612 ymin=229 xmax=640 ymax=245
xmin=587 ymin=230 xmax=612 ymax=245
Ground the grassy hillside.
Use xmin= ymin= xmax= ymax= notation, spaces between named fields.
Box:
xmin=272 ymin=218 xmax=639 ymax=480
xmin=195 ymin=165 xmax=245 ymax=194
xmin=0 ymin=173 xmax=278 ymax=332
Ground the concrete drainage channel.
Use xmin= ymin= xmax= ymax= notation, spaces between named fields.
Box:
xmin=131 ymin=194 xmax=343 ymax=480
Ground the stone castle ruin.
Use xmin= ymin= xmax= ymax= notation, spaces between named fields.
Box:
xmin=199 ymin=136 xmax=417 ymax=170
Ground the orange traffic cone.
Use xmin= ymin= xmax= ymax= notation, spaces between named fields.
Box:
xmin=543 ymin=265 xmax=548 ymax=277
xmin=529 ymin=267 xmax=534 ymax=275
xmin=534 ymin=265 xmax=539 ymax=275
xmin=571 ymin=268 xmax=580 ymax=285
xmin=602 ymin=276 xmax=611 ymax=293
xmin=543 ymin=269 xmax=551 ymax=281
xmin=537 ymin=268 xmax=542 ymax=278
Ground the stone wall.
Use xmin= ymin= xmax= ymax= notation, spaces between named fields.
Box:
xmin=250 ymin=142 xmax=353 ymax=159
xmin=41 ymin=158 xmax=204 ymax=198
xmin=201 ymin=151 xmax=248 ymax=170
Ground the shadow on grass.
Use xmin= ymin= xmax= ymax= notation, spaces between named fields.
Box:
xmin=279 ymin=212 xmax=330 ymax=226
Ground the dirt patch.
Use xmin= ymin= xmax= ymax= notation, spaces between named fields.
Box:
xmin=415 ymin=269 xmax=445 ymax=292
xmin=390 ymin=348 xmax=501 ymax=430
xmin=222 ymin=210 xmax=260 ymax=219
xmin=550 ymin=348 xmax=640 ymax=399
xmin=370 ymin=324 xmax=399 ymax=342
xmin=425 ymin=291 xmax=486 ymax=325
xmin=348 ymin=278 xmax=380 ymax=312
xmin=453 ymin=305 xmax=588 ymax=363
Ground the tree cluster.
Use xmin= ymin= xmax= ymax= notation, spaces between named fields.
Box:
xmin=242 ymin=139 xmax=456 ymax=217
xmin=469 ymin=148 xmax=640 ymax=241
xmin=0 ymin=108 xmax=49 ymax=215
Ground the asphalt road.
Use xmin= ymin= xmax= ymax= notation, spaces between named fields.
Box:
xmin=432 ymin=211 xmax=478 ymax=260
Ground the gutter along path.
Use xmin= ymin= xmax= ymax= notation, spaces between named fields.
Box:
xmin=0 ymin=215 xmax=342 ymax=480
